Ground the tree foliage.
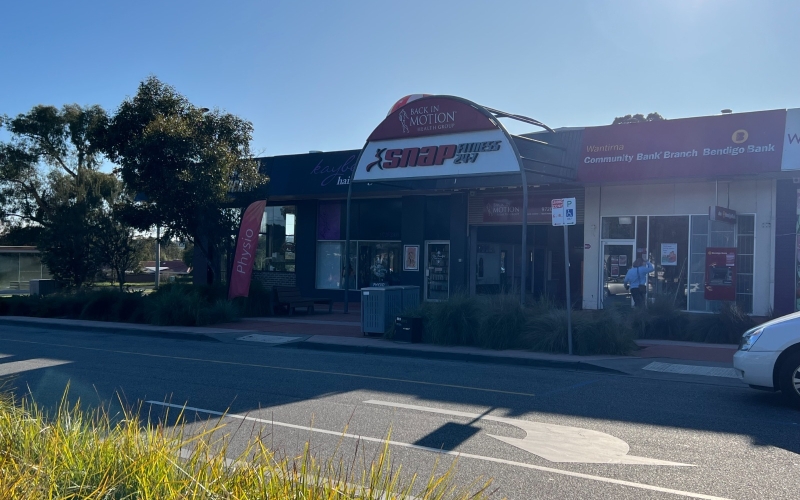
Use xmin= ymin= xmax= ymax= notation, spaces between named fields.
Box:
xmin=102 ymin=76 xmax=265 ymax=282
xmin=0 ymin=105 xmax=142 ymax=288
xmin=612 ymin=112 xmax=665 ymax=125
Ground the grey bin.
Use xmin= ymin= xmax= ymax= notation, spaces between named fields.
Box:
xmin=360 ymin=287 xmax=403 ymax=335
xmin=29 ymin=279 xmax=57 ymax=296
xmin=397 ymin=286 xmax=420 ymax=311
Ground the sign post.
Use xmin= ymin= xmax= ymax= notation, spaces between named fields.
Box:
xmin=552 ymin=198 xmax=576 ymax=355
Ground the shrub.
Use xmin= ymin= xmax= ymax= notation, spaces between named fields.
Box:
xmin=145 ymin=286 xmax=206 ymax=326
xmin=111 ymin=291 xmax=146 ymax=323
xmin=80 ymin=290 xmax=127 ymax=322
xmin=524 ymin=308 xmax=636 ymax=355
xmin=631 ymin=294 xmax=689 ymax=340
xmin=423 ymin=294 xmax=483 ymax=346
xmin=475 ymin=294 xmax=527 ymax=349
xmin=32 ymin=292 xmax=86 ymax=318
xmin=197 ymin=299 xmax=239 ymax=326
xmin=688 ymin=302 xmax=755 ymax=344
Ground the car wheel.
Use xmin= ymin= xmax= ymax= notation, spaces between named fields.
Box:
xmin=778 ymin=351 xmax=800 ymax=408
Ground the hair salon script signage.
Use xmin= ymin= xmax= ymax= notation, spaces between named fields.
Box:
xmin=353 ymin=96 xmax=521 ymax=182
xmin=578 ymin=109 xmax=786 ymax=182
xmin=261 ymin=150 xmax=361 ymax=197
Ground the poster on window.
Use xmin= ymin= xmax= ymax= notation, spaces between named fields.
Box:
xmin=404 ymin=245 xmax=419 ymax=271
xmin=619 ymin=255 xmax=628 ymax=267
xmin=661 ymin=243 xmax=678 ymax=266
xmin=704 ymin=247 xmax=737 ymax=301
xmin=611 ymin=265 xmax=620 ymax=277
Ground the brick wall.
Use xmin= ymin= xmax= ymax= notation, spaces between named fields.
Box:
xmin=252 ymin=271 xmax=296 ymax=288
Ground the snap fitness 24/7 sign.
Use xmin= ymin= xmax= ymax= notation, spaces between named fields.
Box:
xmin=353 ymin=96 xmax=520 ymax=181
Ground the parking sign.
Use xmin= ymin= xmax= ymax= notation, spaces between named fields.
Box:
xmin=551 ymin=199 xmax=564 ymax=226
xmin=564 ymin=197 xmax=576 ymax=225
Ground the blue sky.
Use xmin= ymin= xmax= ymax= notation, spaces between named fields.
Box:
xmin=1 ymin=0 xmax=798 ymax=157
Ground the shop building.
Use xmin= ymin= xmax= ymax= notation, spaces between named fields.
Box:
xmin=234 ymin=96 xmax=800 ymax=317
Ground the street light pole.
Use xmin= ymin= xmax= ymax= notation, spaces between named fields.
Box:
xmin=155 ymin=224 xmax=161 ymax=289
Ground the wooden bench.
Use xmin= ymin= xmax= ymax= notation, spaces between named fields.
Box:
xmin=273 ymin=286 xmax=333 ymax=315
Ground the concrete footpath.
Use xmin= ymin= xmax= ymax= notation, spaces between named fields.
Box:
xmin=0 ymin=315 xmax=742 ymax=381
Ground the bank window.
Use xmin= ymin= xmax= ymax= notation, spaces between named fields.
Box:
xmin=254 ymin=206 xmax=296 ymax=272
xmin=602 ymin=216 xmax=635 ymax=239
xmin=688 ymin=214 xmax=754 ymax=313
xmin=648 ymin=216 xmax=689 ymax=309
xmin=736 ymin=215 xmax=755 ymax=314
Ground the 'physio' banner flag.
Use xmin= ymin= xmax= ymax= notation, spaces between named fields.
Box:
xmin=228 ymin=200 xmax=266 ymax=300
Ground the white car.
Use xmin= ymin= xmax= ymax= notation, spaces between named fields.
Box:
xmin=733 ymin=311 xmax=800 ymax=407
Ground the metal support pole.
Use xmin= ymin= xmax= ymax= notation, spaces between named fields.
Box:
xmin=155 ymin=225 xmax=161 ymax=289
xmin=343 ymin=179 xmax=354 ymax=314
xmin=563 ymin=225 xmax=573 ymax=355
xmin=520 ymin=173 xmax=528 ymax=306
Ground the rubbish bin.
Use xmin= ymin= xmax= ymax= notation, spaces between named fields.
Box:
xmin=394 ymin=315 xmax=422 ymax=343
xmin=361 ymin=286 xmax=403 ymax=335
xmin=397 ymin=285 xmax=420 ymax=312
xmin=29 ymin=279 xmax=57 ymax=296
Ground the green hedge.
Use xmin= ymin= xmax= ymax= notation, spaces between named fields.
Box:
xmin=408 ymin=294 xmax=637 ymax=356
xmin=0 ymin=281 xmax=272 ymax=327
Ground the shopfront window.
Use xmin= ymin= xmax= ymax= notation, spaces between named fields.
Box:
xmin=315 ymin=240 xmax=400 ymax=290
xmin=602 ymin=216 xmax=636 ymax=239
xmin=649 ymin=216 xmax=689 ymax=309
xmin=688 ymin=214 xmax=754 ymax=313
xmin=736 ymin=215 xmax=755 ymax=314
xmin=604 ymin=214 xmax=754 ymax=313
xmin=254 ymin=206 xmax=296 ymax=272
xmin=315 ymin=241 xmax=356 ymax=290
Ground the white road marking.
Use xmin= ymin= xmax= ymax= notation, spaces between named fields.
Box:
xmin=236 ymin=334 xmax=302 ymax=345
xmin=146 ymin=401 xmax=730 ymax=500
xmin=643 ymin=362 xmax=739 ymax=379
xmin=0 ymin=357 xmax=71 ymax=376
xmin=365 ymin=400 xmax=690 ymax=466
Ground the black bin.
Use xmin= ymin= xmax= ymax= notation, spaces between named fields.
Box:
xmin=394 ymin=316 xmax=422 ymax=343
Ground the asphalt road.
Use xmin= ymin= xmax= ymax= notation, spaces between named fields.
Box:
xmin=0 ymin=324 xmax=798 ymax=499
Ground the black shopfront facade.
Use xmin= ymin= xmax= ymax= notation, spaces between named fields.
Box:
xmin=250 ymin=148 xmax=584 ymax=306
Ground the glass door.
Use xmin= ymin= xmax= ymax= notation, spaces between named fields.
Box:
xmin=602 ymin=241 xmax=635 ymax=308
xmin=425 ymin=241 xmax=450 ymax=301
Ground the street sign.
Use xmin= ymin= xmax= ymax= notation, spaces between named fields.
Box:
xmin=551 ymin=198 xmax=564 ymax=226
xmin=551 ymin=198 xmax=576 ymax=226
xmin=551 ymin=197 xmax=576 ymax=354
xmin=564 ymin=197 xmax=577 ymax=225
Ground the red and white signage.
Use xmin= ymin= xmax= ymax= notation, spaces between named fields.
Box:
xmin=228 ymin=200 xmax=266 ymax=300
xmin=354 ymin=96 xmax=519 ymax=181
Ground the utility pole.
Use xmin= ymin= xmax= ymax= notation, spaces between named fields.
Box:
xmin=155 ymin=225 xmax=161 ymax=289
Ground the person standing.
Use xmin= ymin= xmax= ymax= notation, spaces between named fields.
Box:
xmin=624 ymin=257 xmax=655 ymax=308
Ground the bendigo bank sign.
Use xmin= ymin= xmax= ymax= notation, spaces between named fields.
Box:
xmin=578 ymin=109 xmax=786 ymax=182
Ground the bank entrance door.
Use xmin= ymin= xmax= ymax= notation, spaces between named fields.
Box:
xmin=602 ymin=241 xmax=634 ymax=308
xmin=425 ymin=241 xmax=450 ymax=302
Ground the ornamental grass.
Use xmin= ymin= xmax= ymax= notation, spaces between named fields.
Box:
xmin=0 ymin=386 xmax=492 ymax=500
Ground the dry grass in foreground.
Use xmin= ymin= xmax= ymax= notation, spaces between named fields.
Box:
xmin=0 ymin=388 xmax=493 ymax=499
